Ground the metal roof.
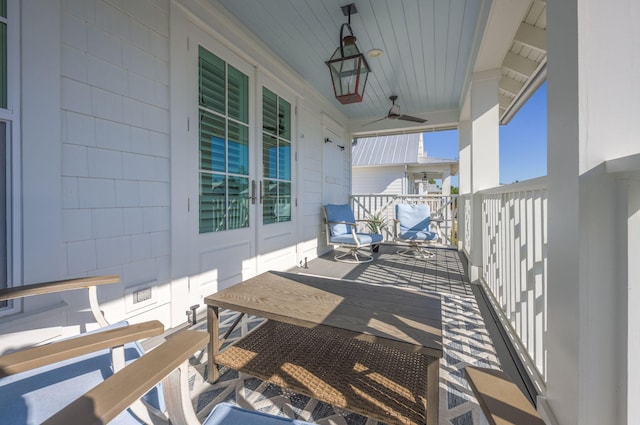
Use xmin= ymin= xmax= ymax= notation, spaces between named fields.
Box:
xmin=352 ymin=134 xmax=421 ymax=167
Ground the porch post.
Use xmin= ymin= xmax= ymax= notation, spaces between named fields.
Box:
xmin=546 ymin=0 xmax=640 ymax=424
xmin=441 ymin=169 xmax=451 ymax=196
xmin=468 ymin=70 xmax=501 ymax=282
xmin=458 ymin=121 xmax=471 ymax=252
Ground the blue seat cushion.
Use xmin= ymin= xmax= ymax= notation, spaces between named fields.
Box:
xmin=204 ymin=402 xmax=315 ymax=425
xmin=324 ymin=204 xmax=356 ymax=236
xmin=398 ymin=230 xmax=438 ymax=241
xmin=0 ymin=322 xmax=164 ymax=425
xmin=396 ymin=204 xmax=431 ymax=234
xmin=329 ymin=232 xmax=383 ymax=245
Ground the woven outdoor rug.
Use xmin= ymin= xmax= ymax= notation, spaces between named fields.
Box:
xmin=187 ymin=291 xmax=499 ymax=425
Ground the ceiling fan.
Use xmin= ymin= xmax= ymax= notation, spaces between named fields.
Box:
xmin=363 ymin=95 xmax=428 ymax=127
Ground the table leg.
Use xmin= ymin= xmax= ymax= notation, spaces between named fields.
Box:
xmin=207 ymin=305 xmax=220 ymax=383
xmin=426 ymin=355 xmax=440 ymax=425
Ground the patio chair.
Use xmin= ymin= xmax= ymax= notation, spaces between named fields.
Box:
xmin=394 ymin=203 xmax=439 ymax=259
xmin=42 ymin=329 xmax=316 ymax=425
xmin=323 ymin=203 xmax=383 ymax=263
xmin=0 ymin=276 xmax=168 ymax=424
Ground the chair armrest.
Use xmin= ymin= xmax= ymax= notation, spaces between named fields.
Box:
xmin=0 ymin=320 xmax=164 ymax=377
xmin=0 ymin=275 xmax=120 ymax=301
xmin=43 ymin=330 xmax=208 ymax=425
xmin=0 ymin=275 xmax=120 ymax=327
xmin=326 ymin=220 xmax=357 ymax=226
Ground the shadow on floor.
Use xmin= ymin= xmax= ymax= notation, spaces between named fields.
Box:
xmin=189 ymin=245 xmax=508 ymax=425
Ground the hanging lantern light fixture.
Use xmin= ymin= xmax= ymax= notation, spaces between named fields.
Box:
xmin=325 ymin=4 xmax=371 ymax=104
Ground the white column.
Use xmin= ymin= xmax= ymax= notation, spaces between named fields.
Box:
xmin=627 ymin=178 xmax=640 ymax=425
xmin=546 ymin=0 xmax=640 ymax=424
xmin=458 ymin=121 xmax=471 ymax=195
xmin=468 ymin=70 xmax=501 ymax=282
xmin=441 ymin=169 xmax=451 ymax=196
xmin=458 ymin=120 xmax=471 ymax=252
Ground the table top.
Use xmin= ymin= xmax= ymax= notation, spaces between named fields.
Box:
xmin=205 ymin=271 xmax=443 ymax=358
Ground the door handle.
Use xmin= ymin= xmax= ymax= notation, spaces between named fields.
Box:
xmin=251 ymin=180 xmax=257 ymax=204
xmin=259 ymin=180 xmax=263 ymax=204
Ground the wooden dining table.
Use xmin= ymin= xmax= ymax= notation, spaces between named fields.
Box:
xmin=204 ymin=271 xmax=443 ymax=425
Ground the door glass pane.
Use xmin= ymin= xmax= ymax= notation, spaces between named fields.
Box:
xmin=262 ymin=134 xmax=277 ymax=179
xmin=262 ymin=179 xmax=278 ymax=225
xmin=277 ymin=182 xmax=291 ymax=222
xmin=278 ymin=98 xmax=291 ymax=140
xmin=198 ymin=46 xmax=250 ymax=233
xmin=278 ymin=140 xmax=291 ymax=180
xmin=262 ymin=87 xmax=292 ymax=224
xmin=228 ymin=176 xmax=249 ymax=230
xmin=262 ymin=88 xmax=277 ymax=135
xmin=199 ymin=110 xmax=225 ymax=172
xmin=199 ymin=173 xmax=226 ymax=233
xmin=228 ymin=121 xmax=248 ymax=175
xmin=228 ymin=65 xmax=248 ymax=124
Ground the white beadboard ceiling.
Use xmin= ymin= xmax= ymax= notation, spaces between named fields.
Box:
xmin=213 ymin=0 xmax=546 ymax=129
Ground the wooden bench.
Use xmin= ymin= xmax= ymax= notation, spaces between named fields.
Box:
xmin=465 ymin=366 xmax=545 ymax=425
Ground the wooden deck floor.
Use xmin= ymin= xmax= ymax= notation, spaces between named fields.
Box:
xmin=184 ymin=243 xmax=536 ymax=425
xmin=289 ymin=243 xmax=471 ymax=296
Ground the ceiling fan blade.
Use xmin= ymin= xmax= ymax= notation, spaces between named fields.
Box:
xmin=361 ymin=116 xmax=389 ymax=127
xmin=397 ymin=114 xmax=428 ymax=123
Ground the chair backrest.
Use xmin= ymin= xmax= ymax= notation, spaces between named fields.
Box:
xmin=324 ymin=204 xmax=356 ymax=237
xmin=396 ymin=204 xmax=431 ymax=233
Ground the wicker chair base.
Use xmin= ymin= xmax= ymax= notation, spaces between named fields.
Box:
xmin=215 ymin=320 xmax=433 ymax=425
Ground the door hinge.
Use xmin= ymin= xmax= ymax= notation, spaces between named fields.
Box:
xmin=295 ymin=151 xmax=298 ymax=161
xmin=295 ymin=198 xmax=298 ymax=207
xmin=187 ymin=117 xmax=190 ymax=132
xmin=187 ymin=197 xmax=190 ymax=212
xmin=187 ymin=36 xmax=190 ymax=51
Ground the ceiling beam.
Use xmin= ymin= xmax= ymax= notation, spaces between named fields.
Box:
xmin=514 ymin=22 xmax=546 ymax=52
xmin=499 ymin=76 xmax=525 ymax=96
xmin=499 ymin=93 xmax=513 ymax=111
xmin=473 ymin=0 xmax=531 ymax=72
xmin=502 ymin=52 xmax=539 ymax=78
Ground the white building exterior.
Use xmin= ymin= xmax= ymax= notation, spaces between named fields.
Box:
xmin=352 ymin=133 xmax=458 ymax=196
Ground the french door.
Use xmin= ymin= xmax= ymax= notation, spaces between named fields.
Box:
xmin=256 ymin=78 xmax=297 ymax=273
xmin=171 ymin=16 xmax=298 ymax=325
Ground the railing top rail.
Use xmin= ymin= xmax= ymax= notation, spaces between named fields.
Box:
xmin=476 ymin=176 xmax=548 ymax=196
xmin=605 ymin=152 xmax=640 ymax=175
xmin=351 ymin=194 xmax=458 ymax=198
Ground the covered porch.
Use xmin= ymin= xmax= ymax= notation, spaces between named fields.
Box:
xmin=182 ymin=244 xmax=522 ymax=425
xmin=1 ymin=0 xmax=639 ymax=424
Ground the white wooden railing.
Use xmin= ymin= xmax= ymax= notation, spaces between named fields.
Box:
xmin=477 ymin=177 xmax=548 ymax=387
xmin=349 ymin=194 xmax=458 ymax=247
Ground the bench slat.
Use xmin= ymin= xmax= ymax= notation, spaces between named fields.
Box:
xmin=465 ymin=366 xmax=545 ymax=425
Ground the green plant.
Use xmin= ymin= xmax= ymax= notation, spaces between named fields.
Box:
xmin=366 ymin=212 xmax=387 ymax=234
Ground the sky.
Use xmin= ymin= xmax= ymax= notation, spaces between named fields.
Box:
xmin=423 ymin=82 xmax=547 ymax=186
